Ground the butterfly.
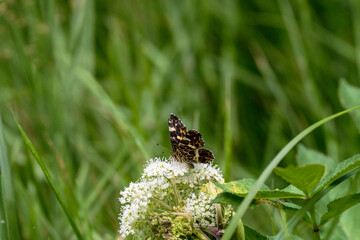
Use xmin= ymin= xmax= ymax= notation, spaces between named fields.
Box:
xmin=168 ymin=113 xmax=214 ymax=168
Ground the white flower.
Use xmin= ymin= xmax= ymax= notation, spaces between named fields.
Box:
xmin=118 ymin=157 xmax=232 ymax=239
xmin=184 ymin=191 xmax=217 ymax=229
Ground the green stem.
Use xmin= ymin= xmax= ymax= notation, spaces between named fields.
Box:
xmin=171 ymin=212 xmax=192 ymax=221
xmin=194 ymin=229 xmax=211 ymax=240
xmin=309 ymin=207 xmax=320 ymax=240
xmin=150 ymin=197 xmax=173 ymax=211
xmin=215 ymin=203 xmax=223 ymax=229
xmin=166 ymin=177 xmax=181 ymax=205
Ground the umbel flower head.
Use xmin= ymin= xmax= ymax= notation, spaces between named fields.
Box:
xmin=119 ymin=157 xmax=233 ymax=239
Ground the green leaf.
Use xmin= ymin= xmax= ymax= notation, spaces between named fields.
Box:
xmin=236 ymin=219 xmax=245 ymax=240
xmin=319 ymin=193 xmax=360 ymax=227
xmin=243 ymin=225 xmax=305 ymax=240
xmin=211 ymin=192 xmax=244 ymax=206
xmin=274 ymin=164 xmax=325 ymax=196
xmin=214 ymin=179 xmax=269 ymax=193
xmin=14 ymin=115 xmax=83 ymax=240
xmin=275 ymin=155 xmax=360 ymax=240
xmin=244 ymin=225 xmax=268 ymax=240
xmin=339 ymin=80 xmax=360 ymax=131
xmin=212 ymin=190 xmax=312 ymax=224
xmin=254 ymin=187 xmax=305 ymax=199
xmin=214 ymin=179 xmax=304 ymax=199
xmin=311 ymin=154 xmax=360 ymax=196
xmin=337 ymin=204 xmax=360 ymax=240
xmin=281 ymin=184 xmax=306 ymax=196
xmin=297 ymin=144 xmax=335 ymax=173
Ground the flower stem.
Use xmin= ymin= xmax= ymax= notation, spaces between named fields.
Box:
xmin=309 ymin=207 xmax=321 ymax=240
xmin=215 ymin=203 xmax=223 ymax=229
xmin=166 ymin=177 xmax=181 ymax=205
xmin=171 ymin=212 xmax=192 ymax=221
xmin=194 ymin=229 xmax=211 ymax=240
xmin=150 ymin=197 xmax=173 ymax=211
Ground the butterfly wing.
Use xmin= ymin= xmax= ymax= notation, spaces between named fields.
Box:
xmin=174 ymin=143 xmax=196 ymax=168
xmin=169 ymin=113 xmax=214 ymax=167
xmin=168 ymin=113 xmax=187 ymax=152
xmin=197 ymin=149 xmax=214 ymax=164
xmin=185 ymin=130 xmax=204 ymax=148
xmin=186 ymin=129 xmax=213 ymax=163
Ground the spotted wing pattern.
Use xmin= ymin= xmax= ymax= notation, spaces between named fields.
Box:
xmin=168 ymin=113 xmax=214 ymax=168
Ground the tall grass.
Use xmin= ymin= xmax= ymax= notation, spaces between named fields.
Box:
xmin=1 ymin=0 xmax=360 ymax=238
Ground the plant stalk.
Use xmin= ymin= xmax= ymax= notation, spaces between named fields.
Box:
xmin=167 ymin=177 xmax=181 ymax=205
xmin=150 ymin=197 xmax=173 ymax=211
xmin=309 ymin=207 xmax=321 ymax=240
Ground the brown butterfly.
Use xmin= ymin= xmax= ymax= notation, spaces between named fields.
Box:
xmin=168 ymin=113 xmax=214 ymax=168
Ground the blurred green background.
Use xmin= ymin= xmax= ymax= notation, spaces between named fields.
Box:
xmin=1 ymin=0 xmax=360 ymax=239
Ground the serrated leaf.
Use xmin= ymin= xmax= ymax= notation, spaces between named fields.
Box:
xmin=274 ymin=164 xmax=325 ymax=196
xmin=297 ymin=144 xmax=335 ymax=173
xmin=311 ymin=154 xmax=360 ymax=196
xmin=211 ymin=192 xmax=244 ymax=206
xmin=319 ymin=193 xmax=360 ymax=227
xmin=339 ymin=80 xmax=360 ymax=131
xmin=213 ymin=179 xmax=305 ymax=199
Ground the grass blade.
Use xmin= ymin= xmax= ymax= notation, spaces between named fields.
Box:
xmin=222 ymin=57 xmax=234 ymax=181
xmin=14 ymin=114 xmax=83 ymax=240
xmin=78 ymin=71 xmax=149 ymax=161
xmin=0 ymin=113 xmax=20 ymax=240
xmin=222 ymin=105 xmax=360 ymax=240
xmin=350 ymin=0 xmax=360 ymax=75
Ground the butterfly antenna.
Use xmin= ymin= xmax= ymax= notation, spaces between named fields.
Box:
xmin=156 ymin=143 xmax=170 ymax=153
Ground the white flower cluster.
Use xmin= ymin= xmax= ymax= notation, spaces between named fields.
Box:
xmin=184 ymin=191 xmax=217 ymax=229
xmin=118 ymin=157 xmax=227 ymax=239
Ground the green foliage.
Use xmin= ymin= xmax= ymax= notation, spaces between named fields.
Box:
xmin=243 ymin=225 xmax=267 ymax=240
xmin=212 ymin=192 xmax=244 ymax=206
xmin=218 ymin=147 xmax=360 ymax=240
xmin=319 ymin=193 xmax=360 ymax=228
xmin=243 ymin=225 xmax=304 ymax=240
xmin=311 ymin=154 xmax=360 ymax=196
xmin=213 ymin=179 xmax=304 ymax=199
xmin=274 ymin=165 xmax=325 ymax=196
xmin=222 ymin=106 xmax=360 ymax=240
xmin=273 ymin=201 xmax=312 ymax=225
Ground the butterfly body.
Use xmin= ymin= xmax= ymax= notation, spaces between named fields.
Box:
xmin=168 ymin=113 xmax=214 ymax=168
